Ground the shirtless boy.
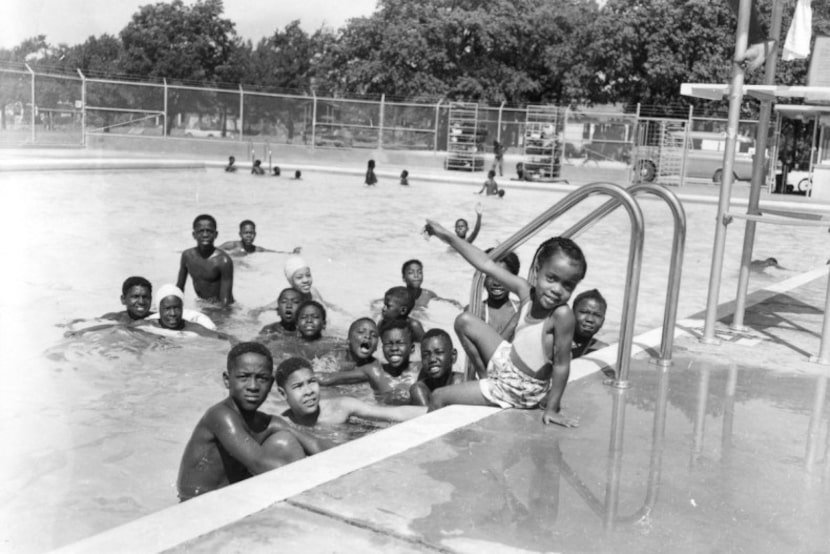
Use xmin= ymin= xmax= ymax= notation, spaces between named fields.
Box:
xmin=176 ymin=214 xmax=234 ymax=306
xmin=379 ymin=286 xmax=425 ymax=343
xmin=259 ymin=288 xmax=303 ymax=337
xmin=278 ymin=357 xmax=425 ymax=426
xmin=454 ymin=203 xmax=483 ymax=244
xmin=101 ymin=276 xmax=154 ymax=323
xmin=410 ymin=328 xmax=459 ymax=406
xmin=471 ymin=249 xmax=521 ymax=340
xmin=402 ymin=259 xmax=462 ymax=311
xmin=218 ymin=220 xmax=301 ymax=257
xmin=176 ymin=342 xmax=331 ymax=501
xmin=317 ymin=317 xmax=381 ymax=385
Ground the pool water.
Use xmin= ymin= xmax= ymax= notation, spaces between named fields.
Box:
xmin=0 ymin=168 xmax=826 ymax=552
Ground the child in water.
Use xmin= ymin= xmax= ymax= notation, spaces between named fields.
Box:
xmin=400 ymin=170 xmax=409 ymax=186
xmin=571 ymin=289 xmax=607 ymax=359
xmin=258 ymin=288 xmax=304 ymax=337
xmin=477 ymin=170 xmax=504 ymax=196
xmin=251 ymin=159 xmax=265 ymax=175
xmin=365 ymin=159 xmax=378 ymax=186
xmin=424 ymin=220 xmax=586 ymax=427
xmin=454 ymin=203 xmax=483 ymax=244
xmin=410 ymin=328 xmax=458 ymax=406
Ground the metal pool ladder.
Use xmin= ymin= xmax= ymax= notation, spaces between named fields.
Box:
xmin=467 ymin=181 xmax=686 ymax=388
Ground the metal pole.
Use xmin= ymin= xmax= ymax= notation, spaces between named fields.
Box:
xmin=497 ymin=101 xmax=504 ymax=142
xmin=239 ymin=84 xmax=244 ymax=142
xmin=310 ymin=90 xmax=317 ymax=151
xmin=679 ymin=105 xmax=693 ymax=188
xmin=702 ymin=0 xmax=751 ymax=343
xmin=733 ymin=0 xmax=785 ymax=330
xmin=603 ymin=385 xmax=627 ymax=530
xmin=434 ymin=99 xmax=443 ymax=152
xmin=809 ymin=266 xmax=830 ymax=365
xmin=378 ymin=93 xmax=385 ymax=150
xmin=77 ymin=69 xmax=86 ymax=146
xmin=25 ymin=64 xmax=35 ymax=143
xmin=163 ymin=78 xmax=168 ymax=137
xmin=805 ymin=373 xmax=828 ymax=470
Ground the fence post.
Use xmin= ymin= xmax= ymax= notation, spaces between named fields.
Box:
xmin=239 ymin=84 xmax=244 ymax=142
xmin=25 ymin=64 xmax=35 ymax=144
xmin=311 ymin=90 xmax=317 ymax=151
xmin=497 ymin=101 xmax=504 ymax=142
xmin=378 ymin=93 xmax=385 ymax=150
xmin=434 ymin=99 xmax=443 ymax=153
xmin=163 ymin=78 xmax=168 ymax=138
xmin=77 ymin=68 xmax=86 ymax=146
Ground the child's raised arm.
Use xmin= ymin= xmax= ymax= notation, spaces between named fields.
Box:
xmin=425 ymin=219 xmax=530 ymax=299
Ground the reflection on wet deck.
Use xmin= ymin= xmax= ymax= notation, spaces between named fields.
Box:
xmin=167 ymin=354 xmax=830 ymax=553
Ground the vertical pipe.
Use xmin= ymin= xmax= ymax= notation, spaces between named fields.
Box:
xmin=733 ymin=0 xmax=784 ymax=330
xmin=691 ymin=366 xmax=710 ymax=466
xmin=603 ymin=385 xmax=627 ymax=530
xmin=702 ymin=0 xmax=751 ymax=343
xmin=809 ymin=266 xmax=830 ymax=365
xmin=679 ymin=105 xmax=692 ymax=188
xmin=434 ymin=99 xmax=442 ymax=153
xmin=805 ymin=373 xmax=828 ymax=470
xmin=721 ymin=363 xmax=738 ymax=459
xmin=77 ymin=69 xmax=86 ymax=147
xmin=378 ymin=93 xmax=385 ymax=150
xmin=25 ymin=64 xmax=35 ymax=143
xmin=497 ymin=101 xmax=504 ymax=142
xmin=239 ymin=84 xmax=244 ymax=142
xmin=163 ymin=78 xmax=168 ymax=138
xmin=310 ymin=90 xmax=317 ymax=152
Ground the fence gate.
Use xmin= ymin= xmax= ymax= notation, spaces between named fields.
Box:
xmin=632 ymin=117 xmax=690 ymax=186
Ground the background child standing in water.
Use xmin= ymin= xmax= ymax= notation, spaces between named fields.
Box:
xmin=365 ymin=159 xmax=378 ymax=186
xmin=424 ymin=221 xmax=586 ymax=427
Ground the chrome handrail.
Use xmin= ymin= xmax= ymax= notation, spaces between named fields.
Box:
xmin=468 ymin=182 xmax=645 ymax=388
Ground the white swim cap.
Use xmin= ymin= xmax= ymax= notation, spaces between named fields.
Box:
xmin=156 ymin=283 xmax=184 ymax=307
xmin=284 ymin=255 xmax=310 ymax=283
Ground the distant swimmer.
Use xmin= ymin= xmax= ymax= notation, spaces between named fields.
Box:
xmin=400 ymin=169 xmax=409 ymax=186
xmin=272 ymin=166 xmax=281 ymax=176
xmin=225 ymin=156 xmax=237 ymax=173
xmin=138 ymin=284 xmax=232 ymax=341
xmin=477 ymin=170 xmax=505 ymax=197
xmin=251 ymin=159 xmax=265 ymax=175
xmin=454 ymin=203 xmax=483 ymax=244
xmin=176 ymin=214 xmax=234 ymax=306
xmin=750 ymin=257 xmax=784 ymax=271
xmin=218 ymin=219 xmax=301 ymax=256
xmin=365 ymin=159 xmax=378 ymax=186
xmin=294 ymin=170 xmax=302 ymax=180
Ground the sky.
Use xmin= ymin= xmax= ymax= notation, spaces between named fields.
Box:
xmin=1 ymin=0 xmax=379 ymax=49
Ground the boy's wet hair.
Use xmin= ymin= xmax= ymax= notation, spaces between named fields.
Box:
xmin=239 ymin=220 xmax=255 ymax=229
xmin=297 ymin=299 xmax=327 ymax=322
xmin=295 ymin=170 xmax=302 ymax=178
xmin=385 ymin=286 xmax=414 ymax=314
xmin=273 ymin=166 xmax=281 ymax=176
xmin=533 ymin=237 xmax=587 ymax=280
xmin=348 ymin=317 xmax=377 ymax=335
xmin=379 ymin=318 xmax=412 ymax=341
xmin=227 ymin=342 xmax=274 ymax=372
xmin=573 ymin=289 xmax=607 ymax=312
xmin=193 ymin=214 xmax=217 ymax=229
xmin=278 ymin=287 xmax=301 ymax=301
xmin=121 ymin=276 xmax=152 ymax=295
xmin=401 ymin=170 xmax=408 ymax=178
xmin=401 ymin=259 xmax=422 ymax=275
xmin=485 ymin=248 xmax=520 ymax=276
xmin=421 ymin=328 xmax=452 ymax=348
xmin=276 ymin=356 xmax=312 ymax=388
xmin=455 ymin=218 xmax=468 ymax=226
xmin=488 ymin=169 xmax=496 ymax=178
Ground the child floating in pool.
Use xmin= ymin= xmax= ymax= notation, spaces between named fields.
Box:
xmin=224 ymin=156 xmax=237 ymax=172
xmin=401 ymin=259 xmax=463 ymax=311
xmin=218 ymin=220 xmax=301 ymax=256
xmin=176 ymin=342 xmax=332 ymax=501
xmin=410 ymin=328 xmax=459 ymax=406
xmin=259 ymin=288 xmax=303 ymax=337
xmin=251 ymin=159 xmax=265 ymax=175
xmin=478 ymin=170 xmax=504 ymax=197
xmin=454 ymin=203 xmax=483 ymax=244
xmin=400 ymin=169 xmax=409 ymax=186
xmin=365 ymin=159 xmax=378 ymax=186
xmin=277 ymin=357 xmax=425 ymax=426
xmin=379 ymin=286 xmax=425 ymax=344
xmin=138 ymin=284 xmax=232 ymax=341
xmin=571 ymin=289 xmax=608 ymax=359
xmin=424 ymin=220 xmax=586 ymax=427
xmin=176 ymin=214 xmax=234 ymax=307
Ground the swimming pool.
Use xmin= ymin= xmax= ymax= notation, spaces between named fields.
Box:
xmin=0 ymin=167 xmax=826 ymax=551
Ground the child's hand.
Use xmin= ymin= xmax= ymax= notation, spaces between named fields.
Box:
xmin=424 ymin=219 xmax=450 ymax=241
xmin=475 ymin=202 xmax=483 ymax=214
xmin=542 ymin=410 xmax=579 ymax=428
xmin=292 ymin=246 xmax=302 ymax=254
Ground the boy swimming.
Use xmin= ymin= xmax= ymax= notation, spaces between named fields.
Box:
xmin=379 ymin=286 xmax=425 ymax=343
xmin=259 ymin=288 xmax=303 ymax=337
xmin=454 ymin=203 xmax=483 ymax=244
xmin=101 ymin=276 xmax=154 ymax=323
xmin=478 ymin=170 xmax=503 ymax=196
xmin=224 ymin=156 xmax=237 ymax=172
xmin=176 ymin=342 xmax=332 ymax=501
xmin=176 ymin=214 xmax=234 ymax=307
xmin=401 ymin=259 xmax=462 ymax=311
xmin=316 ymin=317 xmax=382 ymax=383
xmin=410 ymin=328 xmax=459 ymax=406
xmin=218 ymin=220 xmax=301 ymax=257
xmin=251 ymin=159 xmax=265 ymax=175
xmin=277 ymin=357 xmax=425 ymax=426
xmin=571 ymin=289 xmax=608 ymax=359
xmin=365 ymin=159 xmax=378 ymax=186
xmin=424 ymin=220 xmax=586 ymax=427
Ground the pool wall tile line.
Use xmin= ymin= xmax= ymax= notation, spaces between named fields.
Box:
xmin=51 ymin=405 xmax=499 ymax=554
xmin=51 ymin=265 xmax=829 ymax=554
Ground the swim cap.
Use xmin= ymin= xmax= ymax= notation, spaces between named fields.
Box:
xmin=156 ymin=283 xmax=184 ymax=307
xmin=284 ymin=255 xmax=309 ymax=283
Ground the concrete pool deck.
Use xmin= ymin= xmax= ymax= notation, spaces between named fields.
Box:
xmin=52 ymin=265 xmax=830 ymax=553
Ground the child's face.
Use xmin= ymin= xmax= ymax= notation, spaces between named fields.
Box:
xmin=297 ymin=305 xmax=325 ymax=340
xmin=402 ymin=263 xmax=423 ymax=289
xmin=381 ymin=328 xmax=413 ymax=369
xmin=381 ymin=295 xmax=408 ymax=320
xmin=348 ymin=320 xmax=379 ymax=361
xmin=454 ymin=219 xmax=468 ymax=238
xmin=239 ymin=224 xmax=256 ymax=246
xmin=279 ymin=367 xmax=319 ymax=417
xmin=158 ymin=296 xmax=184 ymax=329
xmin=290 ymin=267 xmax=313 ymax=294
xmin=421 ymin=336 xmax=456 ymax=380
xmin=574 ymin=298 xmax=606 ymax=339
xmin=192 ymin=219 xmax=218 ymax=248
xmin=121 ymin=285 xmax=152 ymax=320
xmin=224 ymin=353 xmax=274 ymax=411
xmin=533 ymin=252 xmax=582 ymax=310
xmin=277 ymin=290 xmax=303 ymax=323
xmin=484 ymin=261 xmax=510 ymax=301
